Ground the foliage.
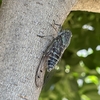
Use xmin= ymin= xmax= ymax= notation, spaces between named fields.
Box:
xmin=39 ymin=11 xmax=100 ymax=100
xmin=0 ymin=0 xmax=2 ymax=7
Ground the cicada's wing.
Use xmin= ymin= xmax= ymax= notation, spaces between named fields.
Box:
xmin=43 ymin=69 xmax=56 ymax=88
xmin=35 ymin=55 xmax=47 ymax=87
xmin=35 ymin=40 xmax=55 ymax=87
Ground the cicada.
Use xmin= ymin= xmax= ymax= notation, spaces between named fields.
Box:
xmin=35 ymin=24 xmax=72 ymax=87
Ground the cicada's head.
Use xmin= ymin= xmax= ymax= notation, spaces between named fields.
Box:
xmin=61 ymin=30 xmax=72 ymax=47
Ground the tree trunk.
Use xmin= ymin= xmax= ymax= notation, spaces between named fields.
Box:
xmin=0 ymin=0 xmax=78 ymax=100
xmin=0 ymin=0 xmax=100 ymax=100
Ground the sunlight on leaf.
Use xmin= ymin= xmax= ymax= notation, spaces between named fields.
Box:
xmin=80 ymin=61 xmax=85 ymax=67
xmin=82 ymin=24 xmax=94 ymax=31
xmin=81 ymin=72 xmax=86 ymax=77
xmin=77 ymin=48 xmax=93 ymax=57
xmin=97 ymin=85 xmax=100 ymax=95
xmin=85 ymin=75 xmax=98 ymax=85
xmin=77 ymin=79 xmax=83 ymax=87
xmin=62 ymin=97 xmax=68 ymax=100
xmin=81 ymin=95 xmax=90 ymax=100
xmin=65 ymin=65 xmax=70 ymax=73
xmin=96 ymin=45 xmax=100 ymax=51
xmin=72 ymin=72 xmax=79 ymax=77
xmin=55 ymin=65 xmax=60 ymax=70
xmin=96 ymin=67 xmax=100 ymax=74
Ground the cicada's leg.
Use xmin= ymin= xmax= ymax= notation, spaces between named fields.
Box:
xmin=37 ymin=34 xmax=54 ymax=42
xmin=53 ymin=20 xmax=61 ymax=28
xmin=52 ymin=20 xmax=62 ymax=32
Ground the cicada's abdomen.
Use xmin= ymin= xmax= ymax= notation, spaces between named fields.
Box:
xmin=47 ymin=30 xmax=72 ymax=72
xmin=47 ymin=47 xmax=62 ymax=72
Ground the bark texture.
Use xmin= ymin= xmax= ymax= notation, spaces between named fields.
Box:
xmin=0 ymin=0 xmax=77 ymax=100
xmin=73 ymin=0 xmax=100 ymax=13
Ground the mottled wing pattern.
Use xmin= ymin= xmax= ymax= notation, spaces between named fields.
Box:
xmin=35 ymin=54 xmax=47 ymax=87
xmin=35 ymin=40 xmax=56 ymax=87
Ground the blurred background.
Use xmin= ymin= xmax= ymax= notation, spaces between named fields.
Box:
xmin=39 ymin=11 xmax=100 ymax=100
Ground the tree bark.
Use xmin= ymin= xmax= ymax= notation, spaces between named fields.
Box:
xmin=0 ymin=0 xmax=78 ymax=100
xmin=73 ymin=0 xmax=100 ymax=13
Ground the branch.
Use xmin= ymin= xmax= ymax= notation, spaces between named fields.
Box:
xmin=73 ymin=0 xmax=100 ymax=13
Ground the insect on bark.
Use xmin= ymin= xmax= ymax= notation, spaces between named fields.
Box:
xmin=35 ymin=22 xmax=72 ymax=87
